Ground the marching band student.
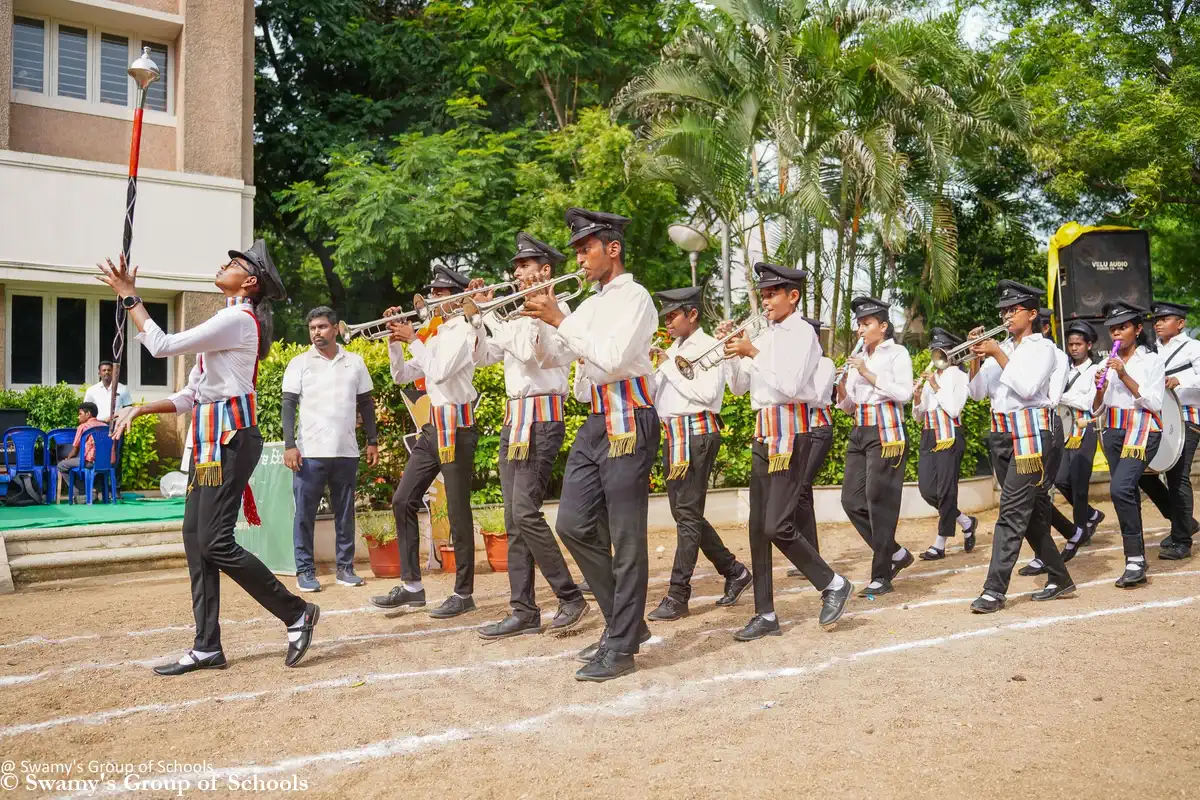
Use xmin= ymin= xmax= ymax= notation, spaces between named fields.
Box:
xmin=98 ymin=243 xmax=318 ymax=674
xmin=1093 ymin=301 xmax=1164 ymax=586
xmin=966 ymin=281 xmax=1075 ymax=613
xmin=786 ymin=316 xmax=834 ymax=576
xmin=914 ymin=328 xmax=978 ymax=561
xmin=1144 ymin=301 xmax=1200 ymax=561
xmin=724 ymin=263 xmax=853 ymax=641
xmin=371 ymin=265 xmax=487 ymax=620
xmin=646 ymin=286 xmax=752 ymax=622
xmin=836 ymin=296 xmax=915 ymax=596
xmin=523 ymin=207 xmax=660 ymax=682
xmin=475 ymin=233 xmax=589 ymax=639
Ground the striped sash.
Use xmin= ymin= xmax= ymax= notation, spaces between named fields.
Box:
xmin=1185 ymin=405 xmax=1200 ymax=426
xmin=1105 ymin=407 xmax=1162 ymax=461
xmin=754 ymin=403 xmax=810 ymax=473
xmin=432 ymin=402 xmax=474 ymax=464
xmin=662 ymin=411 xmax=721 ymax=480
xmin=503 ymin=395 xmax=565 ymax=461
xmin=921 ymin=409 xmax=959 ymax=451
xmin=991 ymin=408 xmax=1052 ymax=474
xmin=590 ymin=376 xmax=654 ymax=458
xmin=1064 ymin=408 xmax=1091 ymax=449
xmin=854 ymin=401 xmax=906 ymax=459
xmin=192 ymin=393 xmax=257 ymax=487
xmin=810 ymin=406 xmax=833 ymax=428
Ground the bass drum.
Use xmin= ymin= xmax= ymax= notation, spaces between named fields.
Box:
xmin=1148 ymin=389 xmax=1185 ymax=474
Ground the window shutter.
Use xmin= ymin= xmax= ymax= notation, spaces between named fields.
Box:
xmin=56 ymin=24 xmax=89 ymax=100
xmin=12 ymin=17 xmax=46 ymax=92
xmin=99 ymin=33 xmax=129 ymax=106
xmin=142 ymin=41 xmax=169 ymax=112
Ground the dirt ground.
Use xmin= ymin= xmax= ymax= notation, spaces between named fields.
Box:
xmin=1 ymin=497 xmax=1198 ymax=799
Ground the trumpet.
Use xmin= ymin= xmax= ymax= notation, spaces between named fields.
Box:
xmin=338 ymin=305 xmax=425 ymax=342
xmin=833 ymin=337 xmax=867 ymax=383
xmin=930 ymin=324 xmax=1008 ymax=370
xmin=457 ymin=271 xmax=589 ymax=328
xmin=413 ymin=279 xmax=520 ymax=321
xmin=675 ymin=312 xmax=767 ymax=380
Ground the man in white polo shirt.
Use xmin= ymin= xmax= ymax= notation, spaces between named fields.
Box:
xmin=83 ymin=361 xmax=132 ymax=422
xmin=283 ymin=306 xmax=379 ymax=592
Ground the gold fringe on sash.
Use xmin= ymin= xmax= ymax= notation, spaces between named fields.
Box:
xmin=1065 ymin=433 xmax=1083 ymax=449
xmin=880 ymin=441 xmax=906 ymax=459
xmin=667 ymin=462 xmax=690 ymax=481
xmin=608 ymin=432 xmax=637 ymax=458
xmin=1121 ymin=444 xmax=1147 ymax=461
xmin=931 ymin=438 xmax=955 ymax=452
xmin=1015 ymin=454 xmax=1043 ymax=475
xmin=438 ymin=445 xmax=456 ymax=464
xmin=506 ymin=442 xmax=530 ymax=461
xmin=768 ymin=453 xmax=792 ymax=473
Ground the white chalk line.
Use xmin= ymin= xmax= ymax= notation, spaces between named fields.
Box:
xmin=61 ymin=591 xmax=1197 ymax=799
xmin=0 ymin=636 xmax=665 ymax=741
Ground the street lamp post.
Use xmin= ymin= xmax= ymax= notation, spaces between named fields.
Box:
xmin=667 ymin=222 xmax=708 ymax=289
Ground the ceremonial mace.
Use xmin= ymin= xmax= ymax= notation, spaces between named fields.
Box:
xmin=109 ymin=47 xmax=161 ymax=426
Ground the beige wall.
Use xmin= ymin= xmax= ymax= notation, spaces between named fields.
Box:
xmin=177 ymin=0 xmax=247 ymax=181
xmin=124 ymin=0 xmax=180 ymax=13
xmin=0 ymin=0 xmax=12 ymax=150
xmin=240 ymin=0 xmax=252 ymax=185
xmin=9 ymin=104 xmax=177 ymax=170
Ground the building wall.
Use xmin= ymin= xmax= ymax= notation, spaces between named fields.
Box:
xmin=9 ymin=104 xmax=176 ymax=170
xmin=177 ymin=0 xmax=247 ymax=181
xmin=0 ymin=0 xmax=11 ymax=150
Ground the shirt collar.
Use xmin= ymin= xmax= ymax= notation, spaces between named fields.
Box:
xmin=599 ymin=273 xmax=633 ymax=295
xmin=1159 ymin=332 xmax=1191 ymax=348
xmin=310 ymin=345 xmax=344 ymax=362
xmin=225 ymin=296 xmax=254 ymax=309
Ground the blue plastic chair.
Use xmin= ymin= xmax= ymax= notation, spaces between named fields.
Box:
xmin=44 ymin=427 xmax=79 ymax=503
xmin=3 ymin=426 xmax=46 ymax=497
xmin=67 ymin=428 xmax=117 ymax=505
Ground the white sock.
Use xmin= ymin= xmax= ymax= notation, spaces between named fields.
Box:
xmin=1027 ymin=558 xmax=1044 ymax=569
xmin=1069 ymin=526 xmax=1085 ymax=544
xmin=866 ymin=580 xmax=886 ymax=590
xmin=957 ymin=514 xmax=973 ymax=529
xmin=891 ymin=547 xmax=909 ymax=562
xmin=1089 ymin=509 xmax=1100 ymax=521
xmin=403 ymin=582 xmax=423 ymax=593
xmin=824 ymin=574 xmax=845 ymax=592
xmin=454 ymin=592 xmax=471 ymax=600
xmin=180 ymin=649 xmax=219 ymax=665
xmin=1128 ymin=557 xmax=1145 ymax=569
xmin=287 ymin=610 xmax=307 ymax=643
xmin=761 ymin=612 xmax=777 ymax=622
xmin=933 ymin=535 xmax=948 ymax=550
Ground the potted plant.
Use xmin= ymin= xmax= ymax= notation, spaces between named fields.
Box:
xmin=358 ymin=512 xmax=402 ymax=579
xmin=476 ymin=506 xmax=508 ymax=572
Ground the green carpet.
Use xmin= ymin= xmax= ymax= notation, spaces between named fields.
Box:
xmin=0 ymin=497 xmax=187 ymax=532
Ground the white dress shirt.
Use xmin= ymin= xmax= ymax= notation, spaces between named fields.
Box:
xmin=726 ymin=311 xmax=820 ymax=409
xmin=388 ymin=316 xmax=485 ymax=407
xmin=916 ymin=366 xmax=968 ymax=419
xmin=137 ymin=303 xmax=259 ymax=414
xmin=539 ymin=273 xmax=657 ymax=386
xmin=281 ymin=346 xmax=374 ymax=458
xmin=654 ymin=328 xmax=725 ymax=419
xmin=1047 ymin=348 xmax=1069 ymax=406
xmin=968 ymin=333 xmax=1056 ymax=413
xmin=83 ymin=381 xmax=132 ymax=421
xmin=1158 ymin=332 xmax=1200 ymax=408
xmin=1060 ymin=359 xmax=1100 ymax=412
xmin=479 ymin=303 xmax=570 ymax=399
xmin=836 ymin=338 xmax=914 ymax=413
xmin=1098 ymin=346 xmax=1164 ymax=413
xmin=810 ymin=357 xmax=835 ymax=412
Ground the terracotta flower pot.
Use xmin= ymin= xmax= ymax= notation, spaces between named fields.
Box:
xmin=439 ymin=544 xmax=456 ymax=574
xmin=366 ymin=538 xmax=402 ymax=579
xmin=482 ymin=531 xmax=508 ymax=572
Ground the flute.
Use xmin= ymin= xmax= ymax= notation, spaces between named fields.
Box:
xmin=1097 ymin=340 xmax=1121 ymax=390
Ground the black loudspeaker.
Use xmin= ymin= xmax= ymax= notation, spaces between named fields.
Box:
xmin=1056 ymin=229 xmax=1152 ymax=319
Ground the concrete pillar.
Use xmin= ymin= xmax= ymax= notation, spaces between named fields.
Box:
xmin=0 ymin=0 xmax=12 ymax=150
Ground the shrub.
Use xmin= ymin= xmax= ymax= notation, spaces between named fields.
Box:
xmin=120 ymin=414 xmax=162 ymax=490
xmin=357 ymin=510 xmax=397 ymax=546
xmin=21 ymin=383 xmax=84 ymax=431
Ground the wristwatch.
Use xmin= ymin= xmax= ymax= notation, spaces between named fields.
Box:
xmin=121 ymin=295 xmax=143 ymax=310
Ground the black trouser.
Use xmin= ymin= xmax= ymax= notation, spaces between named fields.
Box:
xmin=795 ymin=425 xmax=834 ymax=552
xmin=1051 ymin=424 xmax=1099 ymax=540
xmin=917 ymin=427 xmax=965 ymax=541
xmin=1139 ymin=422 xmax=1199 ymax=546
xmin=292 ymin=456 xmax=358 ymax=575
xmin=750 ymin=434 xmax=835 ymax=614
xmin=841 ymin=426 xmax=907 ymax=583
xmin=391 ymin=424 xmax=477 ymax=597
xmin=556 ymin=408 xmax=659 ymax=655
xmin=182 ymin=428 xmax=306 ymax=652
xmin=982 ymin=429 xmax=1071 ymax=596
xmin=499 ymin=420 xmax=582 ymax=619
xmin=663 ymin=429 xmax=742 ymax=602
xmin=1103 ymin=428 xmax=1162 ymax=560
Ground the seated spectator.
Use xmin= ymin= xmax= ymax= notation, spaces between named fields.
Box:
xmin=59 ymin=402 xmax=106 ymax=475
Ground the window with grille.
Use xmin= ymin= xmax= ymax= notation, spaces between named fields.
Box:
xmin=99 ymin=33 xmax=129 ymax=106
xmin=11 ymin=16 xmax=45 ymax=92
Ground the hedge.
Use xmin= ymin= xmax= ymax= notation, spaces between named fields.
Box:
xmin=254 ymin=340 xmax=993 ymax=506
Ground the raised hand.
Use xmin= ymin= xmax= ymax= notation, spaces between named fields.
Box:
xmin=96 ymin=254 xmax=139 ymax=298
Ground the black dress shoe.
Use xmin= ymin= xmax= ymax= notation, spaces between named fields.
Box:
xmin=970 ymin=593 xmax=1005 ymax=613
xmin=370 ymin=586 xmax=426 ymax=610
xmin=733 ymin=614 xmax=782 ymax=641
xmin=889 ymin=549 xmax=915 ymax=580
xmin=478 ymin=614 xmax=541 ymax=640
xmin=1086 ymin=510 xmax=1106 ymax=537
xmin=578 ymin=580 xmax=593 ymax=597
xmin=575 ymin=626 xmax=650 ymax=663
xmin=429 ymin=595 xmax=477 ymax=619
xmin=820 ymin=579 xmax=853 ymax=629
xmin=1159 ymin=542 xmax=1193 ymax=561
xmin=647 ymin=596 xmax=689 ymax=621
xmin=963 ymin=516 xmax=979 ymax=552
xmin=550 ymin=599 xmax=588 ymax=630
xmin=716 ymin=568 xmax=753 ymax=606
xmin=153 ymin=650 xmax=227 ymax=676
xmin=1115 ymin=563 xmax=1147 ymax=588
xmin=575 ymin=649 xmax=636 ymax=682
xmin=857 ymin=580 xmax=892 ymax=598
xmin=1031 ymin=581 xmax=1076 ymax=601
xmin=285 ymin=603 xmax=320 ymax=667
xmin=1017 ymin=561 xmax=1047 ymax=576
xmin=919 ymin=547 xmax=945 ymax=561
